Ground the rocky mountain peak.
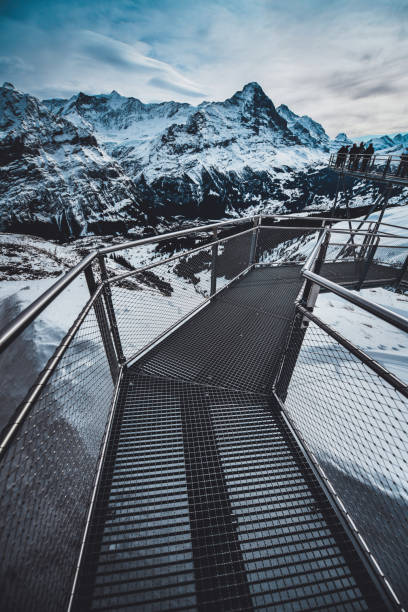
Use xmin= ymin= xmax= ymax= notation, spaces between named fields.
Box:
xmin=222 ymin=82 xmax=289 ymax=134
xmin=2 ymin=82 xmax=15 ymax=90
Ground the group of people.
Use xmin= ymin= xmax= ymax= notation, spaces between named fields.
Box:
xmin=335 ymin=142 xmax=374 ymax=171
xmin=335 ymin=143 xmax=408 ymax=178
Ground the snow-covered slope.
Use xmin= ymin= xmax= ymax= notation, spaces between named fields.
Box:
xmin=0 ymin=82 xmax=146 ymax=238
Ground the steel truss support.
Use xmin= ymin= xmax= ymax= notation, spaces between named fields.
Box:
xmin=334 ymin=179 xmax=392 ymax=263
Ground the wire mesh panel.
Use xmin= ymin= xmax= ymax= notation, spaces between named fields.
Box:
xmin=108 ymin=230 xmax=254 ymax=361
xmin=0 ymin=294 xmax=115 ymax=612
xmin=256 ymin=227 xmax=319 ymax=266
xmin=276 ymin=312 xmax=408 ymax=607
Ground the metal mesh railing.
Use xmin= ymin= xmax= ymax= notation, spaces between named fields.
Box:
xmin=275 ymin=308 xmax=408 ymax=607
xmin=0 ymin=290 xmax=115 ymax=612
xmin=107 ymin=228 xmax=254 ymax=362
xmin=329 ymin=153 xmax=408 ymax=183
xmin=256 ymin=227 xmax=320 ymax=266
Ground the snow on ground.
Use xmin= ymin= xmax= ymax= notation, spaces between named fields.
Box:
xmin=315 ymin=287 xmax=408 ymax=384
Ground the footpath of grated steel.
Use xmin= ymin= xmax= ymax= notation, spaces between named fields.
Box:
xmin=74 ymin=265 xmax=396 ymax=611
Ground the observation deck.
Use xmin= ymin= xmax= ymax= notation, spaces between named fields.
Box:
xmin=0 ymin=215 xmax=407 ymax=612
xmin=329 ymin=152 xmax=408 ymax=186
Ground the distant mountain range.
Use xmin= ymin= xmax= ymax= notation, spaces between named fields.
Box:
xmin=0 ymin=80 xmax=406 ymax=239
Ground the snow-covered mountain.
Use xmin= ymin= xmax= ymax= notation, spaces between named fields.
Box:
xmin=1 ymin=80 xmax=406 ymax=238
xmin=42 ymin=82 xmax=335 ymax=222
xmin=276 ymin=104 xmax=329 ymax=148
xmin=0 ymin=82 xmax=147 ymax=238
xmin=344 ymin=131 xmax=408 ymax=152
xmin=331 ymin=132 xmax=353 ymax=149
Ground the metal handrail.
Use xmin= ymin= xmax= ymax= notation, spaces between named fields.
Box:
xmin=297 ymin=304 xmax=408 ymax=398
xmin=300 ymin=226 xmax=408 ymax=333
xmin=303 ymin=268 xmax=408 ymax=334
xmin=0 ymin=252 xmax=96 ymax=354
xmin=0 ymin=282 xmax=105 ymax=459
xmin=99 ymin=216 xmax=256 ymax=255
xmin=331 ymin=153 xmax=408 ymax=163
xmin=108 ymin=226 xmax=255 ymax=285
xmin=270 ymin=214 xmax=408 ymax=233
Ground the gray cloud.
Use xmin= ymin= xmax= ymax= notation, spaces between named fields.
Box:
xmin=0 ymin=55 xmax=32 ymax=73
xmin=0 ymin=0 xmax=407 ymax=136
xmin=351 ymin=82 xmax=400 ymax=100
xmin=149 ymin=77 xmax=206 ymax=97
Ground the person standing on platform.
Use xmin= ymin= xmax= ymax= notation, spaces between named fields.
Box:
xmin=336 ymin=145 xmax=346 ymax=167
xmin=396 ymin=150 xmax=408 ymax=178
xmin=341 ymin=145 xmax=349 ymax=167
xmin=361 ymin=143 xmax=374 ymax=171
xmin=353 ymin=142 xmax=365 ymax=170
xmin=348 ymin=143 xmax=358 ymax=169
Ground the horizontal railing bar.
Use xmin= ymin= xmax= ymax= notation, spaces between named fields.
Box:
xmin=331 ymin=153 xmax=406 ymax=160
xmin=269 ymin=214 xmax=408 ymax=232
xmin=262 ymin=224 xmax=408 ymax=239
xmin=329 ymin=242 xmax=408 ymax=248
xmin=249 ymin=224 xmax=408 ymax=240
xmin=256 ymin=225 xmax=321 ymax=231
xmin=0 ymin=251 xmax=96 ymax=355
xmin=297 ymin=304 xmax=408 ymax=399
xmin=99 ymin=216 xmax=256 ymax=255
xmin=0 ymin=283 xmax=105 ymax=460
xmin=108 ymin=227 xmax=254 ymax=285
xmin=303 ymin=269 xmax=408 ymax=333
xmin=329 ymin=228 xmax=407 ymax=238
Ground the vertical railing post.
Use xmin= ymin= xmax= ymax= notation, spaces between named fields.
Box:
xmin=382 ymin=156 xmax=391 ymax=177
xmin=356 ymin=234 xmax=380 ymax=291
xmin=249 ymin=216 xmax=261 ymax=266
xmin=84 ymin=264 xmax=119 ymax=380
xmin=358 ymin=223 xmax=374 ymax=261
xmin=98 ymin=254 xmax=126 ymax=365
xmin=395 ymin=253 xmax=408 ymax=291
xmin=210 ymin=228 xmax=218 ymax=297
xmin=395 ymin=255 xmax=408 ymax=290
xmin=303 ymin=230 xmax=330 ymax=311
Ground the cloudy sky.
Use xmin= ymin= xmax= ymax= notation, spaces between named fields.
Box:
xmin=0 ymin=0 xmax=407 ymax=137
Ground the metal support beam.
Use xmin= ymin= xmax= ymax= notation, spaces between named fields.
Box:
xmin=210 ymin=228 xmax=218 ymax=297
xmin=249 ymin=215 xmax=261 ymax=265
xmin=84 ymin=266 xmax=119 ymax=381
xmin=395 ymin=253 xmax=408 ymax=291
xmin=98 ymin=254 xmax=126 ymax=365
xmin=303 ymin=230 xmax=330 ymax=312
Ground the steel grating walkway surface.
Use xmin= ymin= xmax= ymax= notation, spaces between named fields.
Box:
xmin=74 ymin=265 xmax=395 ymax=611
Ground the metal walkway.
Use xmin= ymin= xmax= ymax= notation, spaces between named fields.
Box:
xmin=73 ymin=264 xmax=396 ymax=611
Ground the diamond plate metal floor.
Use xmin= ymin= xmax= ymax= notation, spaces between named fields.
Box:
xmin=73 ymin=265 xmax=397 ymax=611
